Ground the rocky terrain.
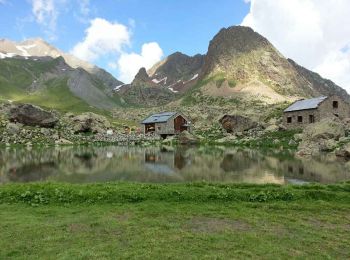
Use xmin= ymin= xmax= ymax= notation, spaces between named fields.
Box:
xmin=0 ymin=102 xmax=161 ymax=146
xmin=148 ymin=52 xmax=205 ymax=93
xmin=116 ymin=68 xmax=177 ymax=106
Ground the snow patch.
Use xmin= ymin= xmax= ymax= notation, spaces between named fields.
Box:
xmin=16 ymin=44 xmax=36 ymax=57
xmin=189 ymin=74 xmax=198 ymax=81
xmin=152 ymin=76 xmax=167 ymax=84
xmin=168 ymin=87 xmax=178 ymax=93
xmin=114 ymin=84 xmax=126 ymax=91
xmin=0 ymin=52 xmax=16 ymax=59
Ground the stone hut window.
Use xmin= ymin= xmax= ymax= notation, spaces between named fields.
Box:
xmin=333 ymin=101 xmax=338 ymax=108
xmin=309 ymin=115 xmax=315 ymax=123
xmin=157 ymin=126 xmax=161 ymax=130
xmin=334 ymin=114 xmax=339 ymax=118
xmin=298 ymin=116 xmax=303 ymax=123
xmin=287 ymin=117 xmax=292 ymax=123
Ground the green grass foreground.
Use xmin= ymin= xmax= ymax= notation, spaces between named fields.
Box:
xmin=1 ymin=182 xmax=350 ymax=259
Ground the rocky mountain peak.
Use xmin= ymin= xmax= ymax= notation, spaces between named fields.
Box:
xmin=132 ymin=67 xmax=150 ymax=84
xmin=202 ymin=26 xmax=275 ymax=76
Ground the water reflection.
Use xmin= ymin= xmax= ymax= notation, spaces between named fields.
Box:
xmin=0 ymin=145 xmax=349 ymax=184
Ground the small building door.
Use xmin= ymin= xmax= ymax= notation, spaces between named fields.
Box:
xmin=309 ymin=115 xmax=315 ymax=123
xmin=174 ymin=115 xmax=188 ymax=133
xmin=145 ymin=123 xmax=156 ymax=134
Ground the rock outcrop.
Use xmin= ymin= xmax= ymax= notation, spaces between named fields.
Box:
xmin=118 ymin=67 xmax=177 ymax=106
xmin=148 ymin=52 xmax=205 ymax=93
xmin=335 ymin=143 xmax=350 ymax=159
xmin=68 ymin=112 xmax=111 ymax=134
xmin=9 ymin=104 xmax=58 ymax=128
xmin=219 ymin=115 xmax=258 ymax=133
xmin=297 ymin=117 xmax=346 ymax=156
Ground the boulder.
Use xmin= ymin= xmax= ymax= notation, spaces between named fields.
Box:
xmin=178 ymin=131 xmax=199 ymax=145
xmin=9 ymin=104 xmax=58 ymax=128
xmin=296 ymin=141 xmax=321 ymax=156
xmin=6 ymin=123 xmax=21 ymax=135
xmin=335 ymin=143 xmax=350 ymax=159
xmin=302 ymin=117 xmax=345 ymax=142
xmin=70 ymin=112 xmax=111 ymax=134
xmin=219 ymin=115 xmax=258 ymax=133
xmin=264 ymin=124 xmax=279 ymax=133
xmin=297 ymin=117 xmax=346 ymax=156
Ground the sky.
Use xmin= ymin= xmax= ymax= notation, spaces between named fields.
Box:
xmin=0 ymin=0 xmax=349 ymax=93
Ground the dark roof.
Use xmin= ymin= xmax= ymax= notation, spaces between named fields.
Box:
xmin=141 ymin=112 xmax=177 ymax=124
xmin=284 ymin=96 xmax=328 ymax=112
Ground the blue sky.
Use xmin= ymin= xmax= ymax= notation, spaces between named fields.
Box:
xmin=1 ymin=0 xmax=350 ymax=92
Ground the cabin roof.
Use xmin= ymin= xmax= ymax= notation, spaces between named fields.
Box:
xmin=142 ymin=112 xmax=177 ymax=124
xmin=284 ymin=96 xmax=328 ymax=112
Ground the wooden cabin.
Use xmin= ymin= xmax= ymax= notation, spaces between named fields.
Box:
xmin=141 ymin=112 xmax=191 ymax=137
xmin=283 ymin=95 xmax=350 ymax=129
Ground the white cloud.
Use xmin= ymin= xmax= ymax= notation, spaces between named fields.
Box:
xmin=71 ymin=18 xmax=163 ymax=83
xmin=71 ymin=18 xmax=130 ymax=62
xmin=31 ymin=0 xmax=58 ymax=39
xmin=117 ymin=42 xmax=163 ymax=83
xmin=242 ymin=0 xmax=350 ymax=93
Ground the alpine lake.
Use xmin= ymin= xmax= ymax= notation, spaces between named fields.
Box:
xmin=1 ymin=144 xmax=349 ymax=185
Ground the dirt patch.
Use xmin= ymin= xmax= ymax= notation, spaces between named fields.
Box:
xmin=308 ymin=219 xmax=350 ymax=231
xmin=115 ymin=213 xmax=132 ymax=222
xmin=68 ymin=223 xmax=89 ymax=233
xmin=184 ymin=216 xmax=251 ymax=233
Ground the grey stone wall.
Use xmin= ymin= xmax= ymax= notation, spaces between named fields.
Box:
xmin=283 ymin=109 xmax=319 ymax=129
xmin=283 ymin=96 xmax=350 ymax=129
xmin=318 ymin=95 xmax=350 ymax=119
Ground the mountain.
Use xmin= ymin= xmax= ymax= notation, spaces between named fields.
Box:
xmin=0 ymin=38 xmax=123 ymax=90
xmin=145 ymin=26 xmax=349 ymax=105
xmin=117 ymin=68 xmax=177 ymax=106
xmin=0 ymin=38 xmax=126 ymax=111
xmin=287 ymin=58 xmax=350 ymax=101
xmin=1 ymin=26 xmax=349 ymax=115
xmin=148 ymin=52 xmax=205 ymax=93
xmin=0 ymin=56 xmax=123 ymax=112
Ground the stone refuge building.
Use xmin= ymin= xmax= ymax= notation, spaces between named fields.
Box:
xmin=141 ymin=112 xmax=191 ymax=137
xmin=283 ymin=96 xmax=350 ymax=129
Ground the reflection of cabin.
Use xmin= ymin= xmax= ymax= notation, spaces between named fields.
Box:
xmin=144 ymin=149 xmax=187 ymax=174
xmin=283 ymin=96 xmax=350 ymax=129
xmin=141 ymin=112 xmax=191 ymax=137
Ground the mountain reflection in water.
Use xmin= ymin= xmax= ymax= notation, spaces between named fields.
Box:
xmin=0 ymin=145 xmax=349 ymax=184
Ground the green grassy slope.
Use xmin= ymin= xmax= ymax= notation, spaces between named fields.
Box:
xmin=0 ymin=57 xmax=125 ymax=116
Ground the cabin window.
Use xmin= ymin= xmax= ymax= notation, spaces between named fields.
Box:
xmin=309 ymin=115 xmax=315 ymax=123
xmin=298 ymin=116 xmax=303 ymax=123
xmin=287 ymin=117 xmax=292 ymax=123
xmin=333 ymin=101 xmax=339 ymax=108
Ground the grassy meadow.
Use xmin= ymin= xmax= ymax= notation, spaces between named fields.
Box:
xmin=0 ymin=182 xmax=349 ymax=259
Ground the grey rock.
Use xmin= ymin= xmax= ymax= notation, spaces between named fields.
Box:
xmin=219 ymin=115 xmax=258 ymax=133
xmin=9 ymin=104 xmax=58 ymax=128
